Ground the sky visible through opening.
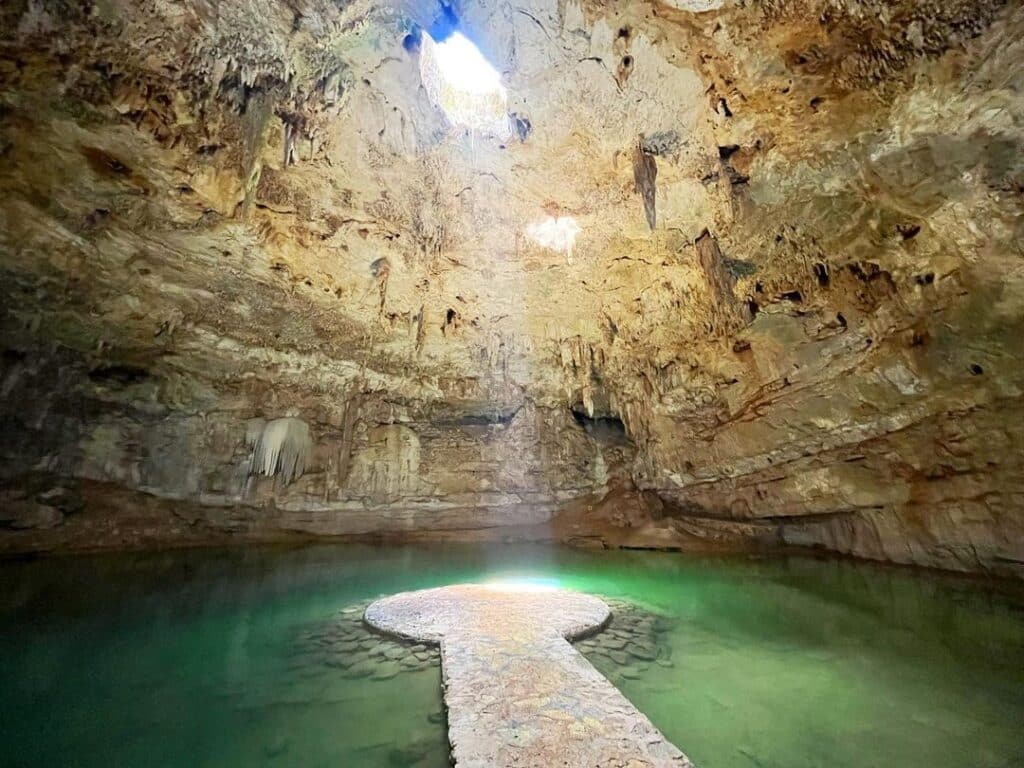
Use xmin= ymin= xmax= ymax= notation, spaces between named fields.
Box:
xmin=428 ymin=32 xmax=505 ymax=96
xmin=420 ymin=28 xmax=508 ymax=135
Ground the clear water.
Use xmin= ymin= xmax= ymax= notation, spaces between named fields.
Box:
xmin=1 ymin=544 xmax=1022 ymax=768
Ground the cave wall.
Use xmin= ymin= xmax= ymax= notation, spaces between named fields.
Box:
xmin=614 ymin=1 xmax=1024 ymax=576
xmin=0 ymin=0 xmax=1022 ymax=575
xmin=0 ymin=343 xmax=626 ymax=548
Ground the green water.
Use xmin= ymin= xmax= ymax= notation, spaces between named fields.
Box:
xmin=1 ymin=544 xmax=1022 ymax=768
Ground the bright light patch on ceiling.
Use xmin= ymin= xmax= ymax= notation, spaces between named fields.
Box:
xmin=420 ymin=32 xmax=508 ymax=133
xmin=526 ymin=216 xmax=581 ymax=260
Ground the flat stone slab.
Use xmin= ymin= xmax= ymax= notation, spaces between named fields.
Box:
xmin=365 ymin=584 xmax=694 ymax=767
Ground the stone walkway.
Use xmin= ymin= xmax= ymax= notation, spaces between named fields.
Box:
xmin=365 ymin=584 xmax=694 ymax=768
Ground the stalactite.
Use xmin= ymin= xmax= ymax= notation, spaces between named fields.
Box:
xmin=336 ymin=398 xmax=361 ymax=487
xmin=632 ymin=142 xmax=657 ymax=230
xmin=247 ymin=417 xmax=312 ymax=485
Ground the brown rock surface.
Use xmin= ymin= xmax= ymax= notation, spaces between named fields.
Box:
xmin=1 ymin=0 xmax=1022 ymax=575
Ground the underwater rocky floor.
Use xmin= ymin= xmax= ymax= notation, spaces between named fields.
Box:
xmin=1 ymin=544 xmax=1022 ymax=768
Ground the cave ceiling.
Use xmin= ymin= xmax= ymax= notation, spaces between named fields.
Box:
xmin=1 ymin=0 xmax=1023 ymax=573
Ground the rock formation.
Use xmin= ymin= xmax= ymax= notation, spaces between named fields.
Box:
xmin=1 ymin=0 xmax=1022 ymax=576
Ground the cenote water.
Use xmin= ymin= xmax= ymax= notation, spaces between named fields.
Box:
xmin=1 ymin=544 xmax=1022 ymax=768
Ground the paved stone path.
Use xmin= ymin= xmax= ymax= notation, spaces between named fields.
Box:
xmin=365 ymin=584 xmax=694 ymax=768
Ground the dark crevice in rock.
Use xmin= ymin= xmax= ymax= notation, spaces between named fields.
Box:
xmin=570 ymin=406 xmax=629 ymax=445
xmin=436 ymin=408 xmax=521 ymax=427
xmin=813 ymin=262 xmax=830 ymax=287
xmin=87 ymin=364 xmax=150 ymax=386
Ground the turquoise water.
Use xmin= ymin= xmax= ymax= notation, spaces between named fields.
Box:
xmin=1 ymin=544 xmax=1022 ymax=768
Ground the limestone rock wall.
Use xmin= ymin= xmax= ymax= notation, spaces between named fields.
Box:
xmin=0 ymin=343 xmax=625 ymax=546
xmin=0 ymin=0 xmax=1022 ymax=575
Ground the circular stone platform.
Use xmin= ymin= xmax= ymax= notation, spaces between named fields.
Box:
xmin=365 ymin=583 xmax=611 ymax=643
xmin=365 ymin=584 xmax=694 ymax=768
